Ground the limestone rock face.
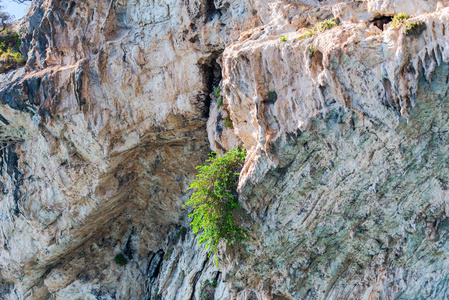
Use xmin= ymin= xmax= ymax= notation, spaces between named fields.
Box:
xmin=1 ymin=0 xmax=449 ymax=299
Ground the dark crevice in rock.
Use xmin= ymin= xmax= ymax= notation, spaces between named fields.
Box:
xmin=216 ymin=112 xmax=223 ymax=138
xmin=0 ymin=83 xmax=28 ymax=112
xmin=204 ymin=0 xmax=220 ymax=21
xmin=148 ymin=250 xmax=164 ymax=283
xmin=23 ymin=76 xmax=42 ymax=106
xmin=123 ymin=227 xmax=137 ymax=260
xmin=199 ymin=51 xmax=223 ymax=119
xmin=65 ymin=1 xmax=77 ymax=17
xmin=310 ymin=50 xmax=324 ymax=75
xmin=189 ymin=255 xmax=210 ymax=300
xmin=381 ymin=77 xmax=400 ymax=113
xmin=72 ymin=64 xmax=86 ymax=110
xmin=0 ymin=114 xmax=9 ymax=125
xmin=0 ymin=144 xmax=22 ymax=210
xmin=371 ymin=15 xmax=393 ymax=30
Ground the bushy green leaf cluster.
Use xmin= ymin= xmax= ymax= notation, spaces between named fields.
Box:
xmin=403 ymin=20 xmax=426 ymax=36
xmin=185 ymin=148 xmax=247 ymax=256
xmin=391 ymin=13 xmax=426 ymax=36
xmin=0 ymin=32 xmax=25 ymax=74
xmin=391 ymin=13 xmax=411 ymax=27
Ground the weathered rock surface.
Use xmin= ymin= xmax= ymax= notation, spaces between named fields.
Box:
xmin=2 ymin=0 xmax=449 ymax=299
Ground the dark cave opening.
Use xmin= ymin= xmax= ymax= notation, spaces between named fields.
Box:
xmin=371 ymin=15 xmax=393 ymax=30
xmin=198 ymin=52 xmax=223 ymax=119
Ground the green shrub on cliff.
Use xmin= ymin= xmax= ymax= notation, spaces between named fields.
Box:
xmin=298 ymin=18 xmax=339 ymax=40
xmin=392 ymin=13 xmax=411 ymax=27
xmin=0 ymin=32 xmax=25 ymax=74
xmin=185 ymin=148 xmax=247 ymax=258
xmin=403 ymin=21 xmax=426 ymax=36
xmin=391 ymin=13 xmax=426 ymax=36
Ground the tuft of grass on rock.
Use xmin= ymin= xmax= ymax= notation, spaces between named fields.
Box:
xmin=309 ymin=44 xmax=315 ymax=55
xmin=298 ymin=18 xmax=339 ymax=41
xmin=403 ymin=21 xmax=426 ymax=36
xmin=224 ymin=117 xmax=233 ymax=129
xmin=391 ymin=13 xmax=411 ymax=27
xmin=314 ymin=18 xmax=340 ymax=33
xmin=214 ymin=86 xmax=224 ymax=108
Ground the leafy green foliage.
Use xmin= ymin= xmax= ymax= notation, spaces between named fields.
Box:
xmin=299 ymin=18 xmax=339 ymax=40
xmin=279 ymin=36 xmax=288 ymax=42
xmin=403 ymin=21 xmax=426 ymax=36
xmin=392 ymin=13 xmax=411 ymax=27
xmin=185 ymin=148 xmax=247 ymax=257
xmin=0 ymin=32 xmax=25 ymax=74
xmin=114 ymin=253 xmax=128 ymax=266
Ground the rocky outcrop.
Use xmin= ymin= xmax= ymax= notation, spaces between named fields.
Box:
xmin=0 ymin=0 xmax=256 ymax=298
xmin=2 ymin=0 xmax=449 ymax=299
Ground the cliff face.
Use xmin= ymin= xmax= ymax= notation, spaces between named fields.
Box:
xmin=1 ymin=0 xmax=449 ymax=299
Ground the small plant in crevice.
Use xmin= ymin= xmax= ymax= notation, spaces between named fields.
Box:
xmin=200 ymin=279 xmax=219 ymax=300
xmin=391 ymin=12 xmax=411 ymax=27
xmin=299 ymin=18 xmax=340 ymax=41
xmin=164 ymin=248 xmax=174 ymax=261
xmin=214 ymin=86 xmax=221 ymax=99
xmin=309 ymin=44 xmax=315 ymax=55
xmin=185 ymin=148 xmax=247 ymax=262
xmin=315 ymin=18 xmax=340 ymax=33
xmin=217 ymin=97 xmax=224 ymax=108
xmin=403 ymin=21 xmax=426 ymax=36
xmin=279 ymin=36 xmax=288 ymax=42
xmin=174 ymin=226 xmax=188 ymax=243
xmin=223 ymin=116 xmax=233 ymax=129
xmin=298 ymin=29 xmax=314 ymax=41
xmin=214 ymin=86 xmax=224 ymax=108
xmin=266 ymin=91 xmax=278 ymax=104
xmin=114 ymin=253 xmax=128 ymax=266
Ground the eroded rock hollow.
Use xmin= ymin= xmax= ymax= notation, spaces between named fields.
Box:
xmin=1 ymin=0 xmax=449 ymax=299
